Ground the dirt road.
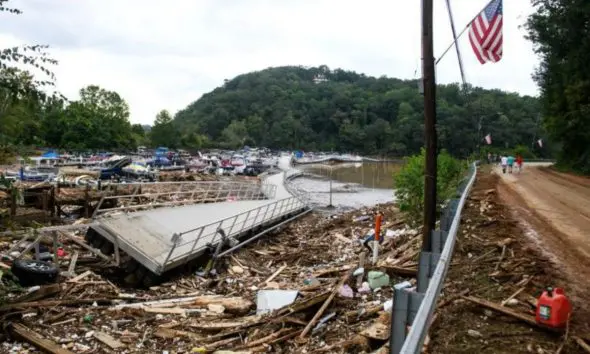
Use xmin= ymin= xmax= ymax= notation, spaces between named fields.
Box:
xmin=496 ymin=164 xmax=590 ymax=322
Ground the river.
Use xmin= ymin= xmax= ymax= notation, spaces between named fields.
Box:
xmin=287 ymin=162 xmax=402 ymax=211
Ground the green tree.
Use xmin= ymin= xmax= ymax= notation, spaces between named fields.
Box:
xmin=61 ymin=85 xmax=134 ymax=149
xmin=394 ymin=149 xmax=465 ymax=226
xmin=150 ymin=110 xmax=178 ymax=148
xmin=173 ymin=66 xmax=545 ymax=156
xmin=526 ymin=0 xmax=590 ymax=174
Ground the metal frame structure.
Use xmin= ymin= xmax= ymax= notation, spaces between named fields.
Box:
xmin=92 ymin=181 xmax=276 ymax=217
xmin=2 ymin=170 xmax=312 ymax=281
xmin=391 ymin=162 xmax=478 ymax=354
xmin=88 ymin=171 xmax=311 ymax=275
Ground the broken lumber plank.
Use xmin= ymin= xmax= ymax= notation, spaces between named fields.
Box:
xmin=300 ymin=269 xmax=353 ymax=338
xmin=278 ymin=291 xmax=330 ymax=316
xmin=261 ymin=264 xmax=287 ymax=285
xmin=462 ymin=296 xmax=561 ymax=332
xmin=66 ymin=251 xmax=79 ymax=276
xmin=501 ymin=287 xmax=526 ymax=307
xmin=13 ymin=284 xmax=62 ymax=303
xmin=343 ymin=305 xmax=382 ymax=322
xmin=235 ymin=328 xmax=294 ymax=350
xmin=313 ymin=264 xmax=353 ymax=278
xmin=93 ymin=331 xmax=125 ymax=350
xmin=68 ymin=270 xmax=92 ymax=282
xmin=574 ymin=336 xmax=590 ymax=353
xmin=205 ymin=336 xmax=241 ymax=351
xmin=190 ymin=315 xmax=263 ymax=331
xmin=356 ymin=251 xmax=366 ymax=288
xmin=1 ymin=298 xmax=116 ymax=311
xmin=144 ymin=307 xmax=188 ymax=316
xmin=191 ymin=295 xmax=253 ymax=315
xmin=377 ymin=265 xmax=418 ymax=277
xmin=9 ymin=322 xmax=74 ymax=354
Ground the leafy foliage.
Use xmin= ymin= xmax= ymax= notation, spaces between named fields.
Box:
xmin=526 ymin=0 xmax=590 ymax=174
xmin=393 ymin=149 xmax=465 ymax=226
xmin=174 ymin=66 xmax=544 ymax=157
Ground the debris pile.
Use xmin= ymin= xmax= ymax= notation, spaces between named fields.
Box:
xmin=429 ymin=172 xmax=590 ymax=353
xmin=0 ymin=204 xmax=426 ymax=353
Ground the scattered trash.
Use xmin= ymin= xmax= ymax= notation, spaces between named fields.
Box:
xmin=367 ymin=271 xmax=390 ymax=290
xmin=338 ymin=284 xmax=354 ymax=298
xmin=256 ymin=290 xmax=299 ymax=314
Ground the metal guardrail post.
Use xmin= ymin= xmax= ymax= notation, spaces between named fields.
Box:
xmin=395 ymin=162 xmax=478 ymax=354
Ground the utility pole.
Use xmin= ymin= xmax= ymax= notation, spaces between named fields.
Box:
xmin=422 ymin=0 xmax=437 ymax=252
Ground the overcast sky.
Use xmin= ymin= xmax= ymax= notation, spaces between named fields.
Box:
xmin=0 ymin=0 xmax=538 ymax=125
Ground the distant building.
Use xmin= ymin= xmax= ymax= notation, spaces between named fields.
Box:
xmin=313 ymin=74 xmax=328 ymax=84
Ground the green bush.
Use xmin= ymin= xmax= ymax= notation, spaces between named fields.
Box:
xmin=394 ymin=149 xmax=465 ymax=226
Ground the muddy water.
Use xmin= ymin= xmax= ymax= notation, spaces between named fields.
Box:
xmin=302 ymin=162 xmax=402 ymax=189
xmin=290 ymin=162 xmax=402 ymax=211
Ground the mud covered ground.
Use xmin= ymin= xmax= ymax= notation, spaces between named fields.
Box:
xmin=430 ymin=168 xmax=590 ymax=354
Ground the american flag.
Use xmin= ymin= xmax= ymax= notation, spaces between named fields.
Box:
xmin=469 ymin=0 xmax=503 ymax=64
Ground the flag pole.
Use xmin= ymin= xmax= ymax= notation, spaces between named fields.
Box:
xmin=435 ymin=0 xmax=494 ymax=65
xmin=444 ymin=0 xmax=467 ymax=86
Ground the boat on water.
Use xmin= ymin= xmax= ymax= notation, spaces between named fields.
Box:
xmin=3 ymin=167 xmax=55 ymax=182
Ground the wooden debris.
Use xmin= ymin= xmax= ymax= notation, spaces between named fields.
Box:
xmin=93 ymin=331 xmax=125 ymax=350
xmin=462 ymin=295 xmax=561 ymax=331
xmin=356 ymin=251 xmax=366 ymax=288
xmin=68 ymin=270 xmax=92 ymax=282
xmin=300 ymin=270 xmax=353 ymax=338
xmin=192 ymin=295 xmax=253 ymax=315
xmin=261 ymin=264 xmax=287 ymax=285
xmin=9 ymin=322 xmax=74 ymax=354
xmin=360 ymin=313 xmax=391 ymax=340
xmin=501 ymin=287 xmax=526 ymax=307
xmin=574 ymin=336 xmax=590 ymax=353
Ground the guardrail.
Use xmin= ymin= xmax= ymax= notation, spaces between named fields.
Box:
xmin=159 ymin=195 xmax=307 ymax=272
xmin=92 ymin=181 xmax=276 ymax=217
xmin=391 ymin=161 xmax=478 ymax=353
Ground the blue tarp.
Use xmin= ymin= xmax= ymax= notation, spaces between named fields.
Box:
xmin=41 ymin=151 xmax=59 ymax=159
xmin=294 ymin=150 xmax=304 ymax=159
xmin=155 ymin=147 xmax=169 ymax=156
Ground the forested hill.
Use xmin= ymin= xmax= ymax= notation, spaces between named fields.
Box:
xmin=174 ymin=66 xmax=544 ymax=157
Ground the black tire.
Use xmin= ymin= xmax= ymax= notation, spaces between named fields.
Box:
xmin=142 ymin=271 xmax=161 ymax=288
xmin=123 ymin=259 xmax=139 ymax=273
xmin=84 ymin=231 xmax=95 ymax=244
xmin=11 ymin=259 xmax=59 ymax=287
xmin=91 ymin=236 xmax=105 ymax=249
xmin=100 ymin=241 xmax=114 ymax=255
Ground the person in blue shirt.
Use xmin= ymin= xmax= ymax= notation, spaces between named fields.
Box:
xmin=507 ymin=155 xmax=515 ymax=173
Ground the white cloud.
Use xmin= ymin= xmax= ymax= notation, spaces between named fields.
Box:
xmin=0 ymin=0 xmax=539 ymax=125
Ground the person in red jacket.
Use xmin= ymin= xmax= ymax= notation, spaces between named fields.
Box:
xmin=516 ymin=154 xmax=523 ymax=173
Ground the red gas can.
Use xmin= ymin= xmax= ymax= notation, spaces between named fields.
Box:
xmin=535 ymin=287 xmax=572 ymax=328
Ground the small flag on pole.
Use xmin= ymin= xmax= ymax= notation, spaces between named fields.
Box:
xmin=538 ymin=139 xmax=543 ymax=148
xmin=485 ymin=134 xmax=492 ymax=145
xmin=469 ymin=0 xmax=503 ymax=64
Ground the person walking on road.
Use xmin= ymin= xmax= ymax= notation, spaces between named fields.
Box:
xmin=516 ymin=154 xmax=523 ymax=173
xmin=507 ymin=155 xmax=515 ymax=174
xmin=500 ymin=155 xmax=508 ymax=174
